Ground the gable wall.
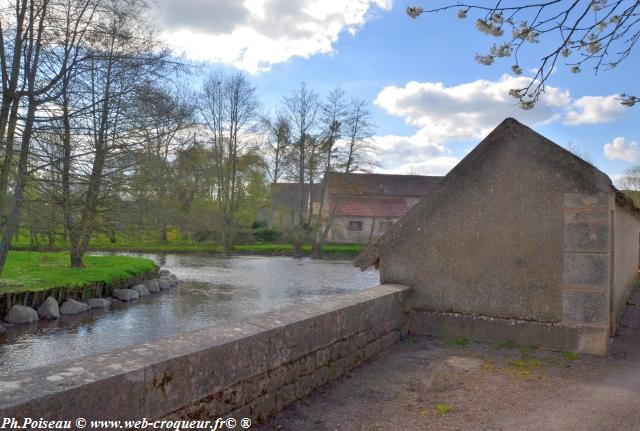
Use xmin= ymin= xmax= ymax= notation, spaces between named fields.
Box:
xmin=377 ymin=120 xmax=612 ymax=326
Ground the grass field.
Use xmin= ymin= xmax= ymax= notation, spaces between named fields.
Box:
xmin=11 ymin=235 xmax=366 ymax=257
xmin=0 ymin=251 xmax=156 ymax=294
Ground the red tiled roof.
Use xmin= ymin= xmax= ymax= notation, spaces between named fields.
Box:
xmin=333 ymin=196 xmax=408 ymax=217
xmin=326 ymin=172 xmax=442 ymax=197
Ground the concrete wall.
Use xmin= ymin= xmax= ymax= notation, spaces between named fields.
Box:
xmin=612 ymin=200 xmax=640 ymax=331
xmin=328 ymin=216 xmax=397 ymax=244
xmin=0 ymin=285 xmax=408 ymax=423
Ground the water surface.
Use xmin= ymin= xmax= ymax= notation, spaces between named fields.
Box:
xmin=0 ymin=254 xmax=378 ymax=375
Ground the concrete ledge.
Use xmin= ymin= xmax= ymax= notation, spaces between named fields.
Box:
xmin=0 ymin=284 xmax=409 ymax=422
xmin=409 ymin=309 xmax=608 ymax=356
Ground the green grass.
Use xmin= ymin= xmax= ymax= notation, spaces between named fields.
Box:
xmin=11 ymin=234 xmax=366 ymax=258
xmin=560 ymin=351 xmax=580 ymax=361
xmin=446 ymin=337 xmax=470 ymax=347
xmin=507 ymin=357 xmax=545 ymax=377
xmin=495 ymin=340 xmax=516 ymax=350
xmin=435 ymin=403 xmax=454 ymax=415
xmin=0 ymin=251 xmax=156 ymax=294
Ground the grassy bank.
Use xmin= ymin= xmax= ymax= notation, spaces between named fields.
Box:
xmin=0 ymin=251 xmax=156 ymax=295
xmin=11 ymin=236 xmax=366 ymax=258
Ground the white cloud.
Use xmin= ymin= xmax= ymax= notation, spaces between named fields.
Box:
xmin=374 ymin=74 xmax=571 ymax=143
xmin=158 ymin=0 xmax=392 ymax=73
xmin=604 ymin=137 xmax=640 ymax=162
xmin=370 ymin=128 xmax=460 ymax=175
xmin=565 ymin=95 xmax=627 ymax=125
xmin=371 ymin=74 xmax=627 ymax=175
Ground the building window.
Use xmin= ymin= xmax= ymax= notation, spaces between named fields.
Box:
xmin=379 ymin=221 xmax=393 ymax=232
xmin=348 ymin=221 xmax=363 ymax=231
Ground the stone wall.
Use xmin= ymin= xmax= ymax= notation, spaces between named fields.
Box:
xmin=613 ymin=197 xmax=640 ymax=332
xmin=0 ymin=285 xmax=409 ymax=423
xmin=328 ymin=216 xmax=398 ymax=244
xmin=560 ymin=192 xmax=611 ymax=354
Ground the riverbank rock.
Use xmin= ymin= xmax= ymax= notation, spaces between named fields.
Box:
xmin=60 ymin=299 xmax=89 ymax=315
xmin=132 ymin=284 xmax=150 ymax=296
xmin=37 ymin=296 xmax=60 ymax=320
xmin=5 ymin=305 xmax=39 ymax=324
xmin=144 ymin=279 xmax=160 ymax=293
xmin=158 ymin=277 xmax=172 ymax=290
xmin=159 ymin=269 xmax=171 ymax=277
xmin=113 ymin=289 xmax=139 ymax=301
xmin=88 ymin=298 xmax=111 ymax=309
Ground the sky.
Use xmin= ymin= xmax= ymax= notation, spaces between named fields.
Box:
xmin=155 ymin=0 xmax=640 ymax=182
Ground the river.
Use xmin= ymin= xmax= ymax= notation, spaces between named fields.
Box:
xmin=0 ymin=253 xmax=378 ymax=375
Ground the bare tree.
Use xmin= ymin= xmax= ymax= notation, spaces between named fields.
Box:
xmin=55 ymin=0 xmax=171 ymax=267
xmin=0 ymin=0 xmax=97 ymax=272
xmin=407 ymin=1 xmax=640 ymax=108
xmin=621 ymin=165 xmax=640 ymax=191
xmin=263 ymin=114 xmax=291 ymax=185
xmin=282 ymin=82 xmax=319 ymax=257
xmin=201 ymin=70 xmax=260 ymax=251
xmin=313 ymin=98 xmax=374 ymax=256
xmin=310 ymin=87 xmax=347 ymax=257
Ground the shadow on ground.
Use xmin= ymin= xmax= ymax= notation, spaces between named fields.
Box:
xmin=258 ymin=287 xmax=640 ymax=431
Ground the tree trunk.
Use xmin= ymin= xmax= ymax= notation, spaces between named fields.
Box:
xmin=0 ymin=99 xmax=38 ymax=272
xmin=70 ymin=244 xmax=84 ymax=268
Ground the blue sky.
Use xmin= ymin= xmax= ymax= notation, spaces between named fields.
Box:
xmin=158 ymin=0 xmax=640 ymax=181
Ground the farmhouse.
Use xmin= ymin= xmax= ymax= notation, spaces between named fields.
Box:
xmin=321 ymin=172 xmax=442 ymax=243
xmin=355 ymin=118 xmax=640 ymax=355
xmin=263 ymin=173 xmax=442 ymax=244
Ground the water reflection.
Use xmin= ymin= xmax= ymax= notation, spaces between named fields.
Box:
xmin=0 ymin=254 xmax=378 ymax=375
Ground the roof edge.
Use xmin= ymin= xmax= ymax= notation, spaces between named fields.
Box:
xmin=612 ymin=185 xmax=640 ymax=220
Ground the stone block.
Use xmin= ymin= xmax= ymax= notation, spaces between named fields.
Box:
xmin=297 ymin=353 xmax=316 ymax=375
xmin=343 ymin=351 xmax=358 ymax=372
xmin=328 ymin=357 xmax=346 ymax=381
xmin=243 ymin=373 xmax=269 ymax=402
xmin=563 ymin=252 xmax=608 ymax=289
xmin=408 ymin=310 xmax=601 ymax=354
xmin=577 ymin=327 xmax=609 ymax=356
xmin=274 ymin=383 xmax=297 ymax=412
xmin=294 ymin=373 xmax=315 ymax=399
xmin=354 ymin=331 xmax=368 ymax=349
xmin=563 ymin=290 xmax=608 ymax=324
xmin=381 ymin=330 xmax=401 ymax=350
xmin=310 ymin=366 xmax=329 ymax=388
xmin=249 ymin=393 xmax=275 ymax=423
xmin=329 ymin=338 xmax=350 ymax=361
xmin=564 ymin=193 xmax=608 ymax=208
xmin=564 ymin=208 xmax=608 ymax=224
xmin=315 ymin=347 xmax=330 ymax=367
xmin=267 ymin=366 xmax=286 ymax=390
xmin=564 ymin=223 xmax=609 ymax=253
xmin=222 ymin=382 xmax=244 ymax=410
xmin=363 ymin=339 xmax=382 ymax=361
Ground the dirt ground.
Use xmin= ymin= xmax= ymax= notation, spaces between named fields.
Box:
xmin=257 ymin=288 xmax=640 ymax=431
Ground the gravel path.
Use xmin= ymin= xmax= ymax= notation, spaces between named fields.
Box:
xmin=258 ymin=287 xmax=640 ymax=431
